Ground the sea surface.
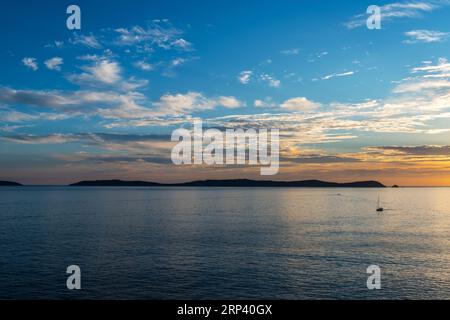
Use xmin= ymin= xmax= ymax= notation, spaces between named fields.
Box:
xmin=1 ymin=186 xmax=450 ymax=299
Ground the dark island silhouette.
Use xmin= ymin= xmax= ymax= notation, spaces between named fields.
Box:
xmin=0 ymin=181 xmax=23 ymax=186
xmin=70 ymin=179 xmax=161 ymax=187
xmin=70 ymin=179 xmax=385 ymax=188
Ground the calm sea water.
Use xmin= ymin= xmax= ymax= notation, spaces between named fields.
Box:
xmin=1 ymin=186 xmax=450 ymax=299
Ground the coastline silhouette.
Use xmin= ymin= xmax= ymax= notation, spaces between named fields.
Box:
xmin=69 ymin=179 xmax=385 ymax=188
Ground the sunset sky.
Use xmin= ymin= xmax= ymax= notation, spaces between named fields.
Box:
xmin=1 ymin=0 xmax=450 ymax=186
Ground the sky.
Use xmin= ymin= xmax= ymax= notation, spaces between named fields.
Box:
xmin=1 ymin=0 xmax=450 ymax=186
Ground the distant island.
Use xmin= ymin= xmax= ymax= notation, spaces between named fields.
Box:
xmin=70 ymin=179 xmax=385 ymax=188
xmin=70 ymin=179 xmax=161 ymax=187
xmin=0 ymin=181 xmax=22 ymax=186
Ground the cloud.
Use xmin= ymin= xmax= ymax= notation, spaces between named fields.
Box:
xmin=0 ymin=87 xmax=134 ymax=119
xmin=2 ymin=133 xmax=81 ymax=144
xmin=280 ymin=97 xmax=321 ymax=112
xmin=284 ymin=155 xmax=361 ymax=164
xmin=120 ymin=77 xmax=149 ymax=91
xmin=321 ymin=71 xmax=355 ymax=80
xmin=70 ymin=55 xmax=148 ymax=90
xmin=388 ymin=59 xmax=450 ymax=111
xmin=52 ymin=20 xmax=194 ymax=81
xmin=171 ymin=38 xmax=193 ymax=51
xmin=4 ymin=52 xmax=450 ymax=143
xmin=208 ymin=112 xmax=361 ymax=145
xmin=238 ymin=70 xmax=283 ymax=88
xmin=280 ymin=48 xmax=300 ymax=56
xmin=406 ymin=58 xmax=450 ymax=80
xmin=393 ymin=79 xmax=450 ymax=92
xmin=78 ymin=154 xmax=172 ymax=165
xmin=0 ymin=86 xmax=248 ymax=127
xmin=83 ymin=60 xmax=121 ymax=84
xmin=4 ymin=131 xmax=450 ymax=186
xmin=153 ymin=92 xmax=212 ymax=115
xmin=113 ymin=20 xmax=192 ymax=52
xmin=0 ymin=87 xmax=75 ymax=108
xmin=22 ymin=57 xmax=38 ymax=71
xmin=238 ymin=71 xmax=252 ymax=84
xmin=404 ymin=29 xmax=449 ymax=43
xmin=95 ymin=94 xmax=153 ymax=120
xmin=44 ymin=57 xmax=63 ymax=71
xmin=309 ymin=51 xmax=328 ymax=62
xmin=254 ymin=100 xmax=265 ymax=108
xmin=0 ymin=133 xmax=178 ymax=180
xmin=217 ymin=96 xmax=245 ymax=108
xmin=260 ymin=74 xmax=281 ymax=88
xmin=208 ymin=72 xmax=450 ymax=144
xmin=1 ymin=132 xmax=168 ymax=145
xmin=346 ymin=1 xmax=442 ymax=29
xmin=2 ymin=132 xmax=175 ymax=164
xmin=71 ymin=33 xmax=102 ymax=49
xmin=76 ymin=54 xmax=104 ymax=62
xmin=0 ymin=107 xmax=38 ymax=122
xmin=153 ymin=92 xmax=244 ymax=116
xmin=45 ymin=41 xmax=64 ymax=49
xmin=366 ymin=145 xmax=450 ymax=156
xmin=69 ymin=59 xmax=122 ymax=85
xmin=254 ymin=98 xmax=277 ymax=108
xmin=134 ymin=60 xmax=154 ymax=71
xmin=171 ymin=58 xmax=187 ymax=67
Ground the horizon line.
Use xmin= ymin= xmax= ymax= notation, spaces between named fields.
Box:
xmin=3 ymin=178 xmax=450 ymax=188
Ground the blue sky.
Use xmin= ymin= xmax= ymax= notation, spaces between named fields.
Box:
xmin=1 ymin=0 xmax=450 ymax=185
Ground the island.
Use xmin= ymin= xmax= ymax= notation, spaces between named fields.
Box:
xmin=0 ymin=181 xmax=23 ymax=186
xmin=70 ymin=179 xmax=162 ymax=187
xmin=70 ymin=179 xmax=385 ymax=188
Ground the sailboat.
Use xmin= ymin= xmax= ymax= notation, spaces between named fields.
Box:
xmin=376 ymin=195 xmax=384 ymax=212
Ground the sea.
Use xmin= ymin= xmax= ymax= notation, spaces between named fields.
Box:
xmin=1 ymin=186 xmax=450 ymax=299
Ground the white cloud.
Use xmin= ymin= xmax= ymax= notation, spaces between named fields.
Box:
xmin=346 ymin=1 xmax=441 ymax=29
xmin=113 ymin=21 xmax=192 ymax=52
xmin=134 ymin=60 xmax=153 ymax=71
xmin=0 ymin=107 xmax=37 ymax=122
xmin=280 ymin=97 xmax=321 ymax=112
xmin=393 ymin=79 xmax=450 ymax=93
xmin=45 ymin=41 xmax=64 ymax=49
xmin=171 ymin=58 xmax=186 ymax=67
xmin=152 ymin=92 xmax=244 ymax=116
xmin=22 ymin=57 xmax=38 ymax=71
xmin=0 ymin=86 xmax=247 ymax=127
xmin=171 ymin=38 xmax=193 ymax=51
xmin=281 ymin=48 xmax=300 ymax=56
xmin=44 ymin=57 xmax=63 ymax=71
xmin=6 ymin=52 xmax=450 ymax=141
xmin=77 ymin=54 xmax=103 ymax=62
xmin=71 ymin=33 xmax=102 ymax=49
xmin=217 ymin=96 xmax=244 ymax=108
xmin=254 ymin=98 xmax=277 ymax=108
xmin=410 ymin=59 xmax=450 ymax=78
xmin=404 ymin=29 xmax=449 ymax=43
xmin=96 ymin=94 xmax=153 ymax=120
xmin=254 ymin=100 xmax=265 ymax=107
xmin=238 ymin=71 xmax=252 ymax=84
xmin=260 ymin=74 xmax=281 ymax=88
xmin=69 ymin=59 xmax=122 ymax=85
xmin=321 ymin=71 xmax=355 ymax=80
xmin=120 ymin=77 xmax=149 ymax=91
xmin=412 ymin=58 xmax=450 ymax=75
